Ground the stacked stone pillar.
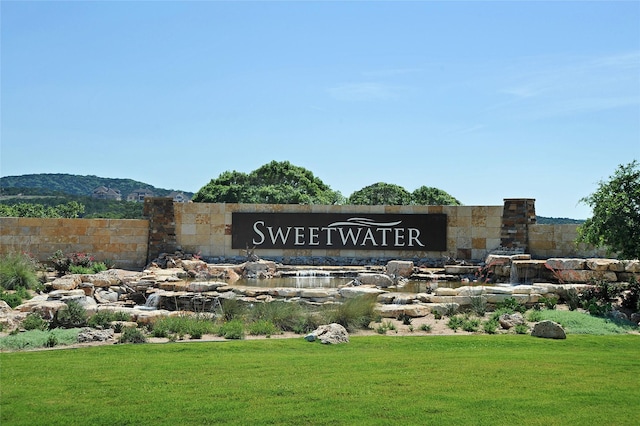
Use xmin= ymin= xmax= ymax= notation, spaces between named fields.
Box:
xmin=144 ymin=197 xmax=177 ymax=263
xmin=501 ymin=198 xmax=536 ymax=252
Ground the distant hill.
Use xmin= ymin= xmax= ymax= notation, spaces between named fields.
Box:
xmin=0 ymin=173 xmax=193 ymax=199
xmin=536 ymin=216 xmax=585 ymax=225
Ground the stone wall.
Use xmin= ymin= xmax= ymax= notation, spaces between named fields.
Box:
xmin=0 ymin=217 xmax=149 ymax=269
xmin=528 ymin=224 xmax=608 ymax=259
xmin=173 ymin=202 xmax=504 ymax=261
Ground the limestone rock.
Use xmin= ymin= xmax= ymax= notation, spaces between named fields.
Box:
xmin=531 ymin=320 xmax=566 ymax=339
xmin=78 ymin=328 xmax=115 ymax=343
xmin=357 ymin=273 xmax=394 ymax=288
xmin=498 ymin=312 xmax=525 ymax=329
xmin=386 ymin=260 xmax=414 ymax=278
xmin=545 ymin=258 xmax=586 ymax=270
xmin=555 ymin=270 xmax=617 ymax=283
xmin=305 ymin=323 xmax=349 ymax=344
xmin=586 ymin=258 xmax=624 ymax=272
xmin=338 ymin=286 xmax=386 ymax=299
xmin=51 ymin=275 xmax=81 ymax=291
xmin=623 ymin=260 xmax=640 ymax=273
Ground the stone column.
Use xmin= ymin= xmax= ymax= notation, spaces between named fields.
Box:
xmin=144 ymin=197 xmax=177 ymax=263
xmin=500 ymin=198 xmax=536 ymax=252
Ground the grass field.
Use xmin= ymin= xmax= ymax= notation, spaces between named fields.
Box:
xmin=1 ymin=335 xmax=639 ymax=425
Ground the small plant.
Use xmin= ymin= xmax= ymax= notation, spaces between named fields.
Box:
xmin=119 ymin=327 xmax=147 ymax=344
xmin=462 ymin=317 xmax=481 ymax=332
xmin=483 ymin=319 xmax=499 ymax=334
xmin=514 ymin=324 xmax=529 ymax=334
xmin=564 ymin=288 xmax=581 ymax=311
xmin=45 ymin=334 xmax=59 ymax=348
xmin=496 ymin=297 xmax=526 ymax=314
xmin=419 ymin=323 xmax=432 ymax=332
xmin=447 ymin=315 xmax=464 ymax=332
xmin=433 ymin=311 xmax=442 ymax=320
xmin=539 ymin=296 xmax=558 ymax=310
xmin=22 ymin=312 xmax=49 ymax=331
xmin=397 ymin=313 xmax=413 ymax=325
xmin=621 ymin=278 xmax=640 ymax=312
xmin=247 ymin=319 xmax=279 ymax=336
xmin=526 ymin=310 xmax=543 ymax=322
xmin=0 ymin=252 xmax=41 ymax=290
xmin=48 ymin=251 xmax=106 ymax=275
xmin=218 ymin=319 xmax=245 ymax=339
xmin=324 ymin=295 xmax=377 ymax=331
xmin=0 ymin=286 xmax=31 ymax=308
xmin=221 ymin=298 xmax=245 ymax=321
xmin=469 ymin=295 xmax=487 ymax=316
xmin=88 ymin=310 xmax=131 ymax=329
xmin=54 ymin=301 xmax=88 ymax=328
xmin=407 ymin=324 xmax=414 ymax=332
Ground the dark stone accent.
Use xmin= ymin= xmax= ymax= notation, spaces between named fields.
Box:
xmin=144 ymin=197 xmax=177 ymax=263
xmin=500 ymin=198 xmax=536 ymax=252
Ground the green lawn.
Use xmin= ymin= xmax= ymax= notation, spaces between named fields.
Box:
xmin=1 ymin=335 xmax=639 ymax=425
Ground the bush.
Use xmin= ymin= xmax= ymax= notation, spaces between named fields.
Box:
xmin=221 ymin=298 xmax=245 ymax=321
xmin=323 ymin=295 xmax=376 ymax=332
xmin=247 ymin=319 xmax=279 ymax=336
xmin=48 ymin=251 xmax=106 ymax=275
xmin=539 ymin=296 xmax=558 ymax=310
xmin=247 ymin=301 xmax=304 ymax=332
xmin=469 ymin=296 xmax=487 ymax=316
xmin=0 ymin=252 xmax=41 ymax=290
xmin=447 ymin=315 xmax=464 ymax=332
xmin=483 ymin=319 xmax=499 ymax=334
xmin=495 ymin=297 xmax=526 ymax=314
xmin=151 ymin=314 xmax=217 ymax=339
xmin=54 ymin=301 xmax=88 ymax=328
xmin=462 ymin=317 xmax=481 ymax=332
xmin=119 ymin=327 xmax=147 ymax=344
xmin=88 ymin=310 xmax=132 ymax=329
xmin=526 ymin=310 xmax=543 ymax=322
xmin=621 ymin=278 xmax=640 ymax=312
xmin=0 ymin=286 xmax=31 ymax=308
xmin=22 ymin=312 xmax=49 ymax=331
xmin=218 ymin=319 xmax=245 ymax=339
xmin=514 ymin=324 xmax=529 ymax=334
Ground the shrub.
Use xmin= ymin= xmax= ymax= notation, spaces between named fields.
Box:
xmin=218 ymin=319 xmax=245 ymax=339
xmin=483 ymin=319 xmax=499 ymax=334
xmin=88 ymin=310 xmax=132 ymax=329
xmin=564 ymin=288 xmax=581 ymax=311
xmin=397 ymin=313 xmax=412 ymax=325
xmin=323 ymin=295 xmax=376 ymax=332
xmin=22 ymin=312 xmax=49 ymax=331
xmin=462 ymin=317 xmax=481 ymax=332
xmin=526 ymin=310 xmax=543 ymax=322
xmin=119 ymin=327 xmax=147 ymax=344
xmin=247 ymin=320 xmax=279 ymax=336
xmin=514 ymin=324 xmax=529 ymax=334
xmin=621 ymin=278 xmax=640 ymax=312
xmin=54 ymin=301 xmax=88 ymax=328
xmin=495 ymin=297 xmax=526 ymax=313
xmin=151 ymin=314 xmax=217 ymax=339
xmin=48 ymin=251 xmax=105 ymax=275
xmin=447 ymin=315 xmax=464 ymax=332
xmin=0 ymin=286 xmax=31 ymax=308
xmin=469 ymin=295 xmax=487 ymax=316
xmin=221 ymin=298 xmax=245 ymax=321
xmin=539 ymin=296 xmax=558 ymax=310
xmin=419 ymin=323 xmax=432 ymax=332
xmin=247 ymin=301 xmax=303 ymax=332
xmin=0 ymin=252 xmax=41 ymax=290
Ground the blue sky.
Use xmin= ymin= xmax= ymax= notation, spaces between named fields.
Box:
xmin=1 ymin=1 xmax=638 ymax=219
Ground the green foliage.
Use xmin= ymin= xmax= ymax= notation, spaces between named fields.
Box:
xmin=218 ymin=319 xmax=245 ymax=339
xmin=22 ymin=312 xmax=49 ymax=331
xmin=495 ymin=297 xmax=526 ymax=314
xmin=193 ymin=161 xmax=342 ymax=204
xmin=538 ymin=310 xmax=638 ymax=335
xmin=246 ymin=301 xmax=305 ymax=332
xmin=539 ymin=296 xmax=558 ymax=310
xmin=461 ymin=317 xmax=481 ymax=332
xmin=347 ymin=182 xmax=411 ymax=205
xmin=119 ymin=327 xmax=147 ymax=344
xmin=411 ymin=186 xmax=461 ymax=205
xmin=621 ymin=277 xmax=640 ymax=312
xmin=514 ymin=324 xmax=529 ymax=334
xmin=0 ymin=252 xmax=41 ymax=290
xmin=577 ymin=160 xmax=640 ymax=259
xmin=323 ymin=295 xmax=376 ymax=331
xmin=578 ymin=280 xmax=621 ymax=317
xmin=0 ymin=286 xmax=30 ymax=308
xmin=220 ymin=298 xmax=246 ymax=321
xmin=151 ymin=314 xmax=217 ymax=339
xmin=54 ymin=301 xmax=88 ymax=329
xmin=526 ymin=310 xmax=543 ymax=322
xmin=397 ymin=313 xmax=413 ymax=325
xmin=469 ymin=295 xmax=487 ymax=316
xmin=447 ymin=315 xmax=464 ymax=331
xmin=88 ymin=310 xmax=132 ymax=329
xmin=247 ymin=320 xmax=279 ymax=336
xmin=0 ymin=201 xmax=85 ymax=218
xmin=564 ymin=288 xmax=581 ymax=311
xmin=483 ymin=319 xmax=499 ymax=334
xmin=0 ymin=328 xmax=80 ymax=350
xmin=419 ymin=323 xmax=432 ymax=332
xmin=48 ymin=251 xmax=105 ymax=275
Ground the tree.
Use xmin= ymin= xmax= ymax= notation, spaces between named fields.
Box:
xmin=193 ymin=161 xmax=342 ymax=204
xmin=347 ymin=183 xmax=412 ymax=205
xmin=411 ymin=186 xmax=461 ymax=205
xmin=577 ymin=160 xmax=640 ymax=259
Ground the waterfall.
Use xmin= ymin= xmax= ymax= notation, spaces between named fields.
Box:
xmin=295 ymin=270 xmax=331 ymax=277
xmin=144 ymin=293 xmax=161 ymax=309
xmin=509 ymin=262 xmax=519 ymax=284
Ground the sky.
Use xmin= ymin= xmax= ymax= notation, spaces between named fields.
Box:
xmin=1 ymin=1 xmax=639 ymax=219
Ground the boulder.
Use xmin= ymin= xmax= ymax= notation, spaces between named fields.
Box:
xmin=545 ymin=258 xmax=586 ymax=270
xmin=555 ymin=270 xmax=617 ymax=283
xmin=304 ymin=323 xmax=349 ymax=344
xmin=498 ymin=312 xmax=526 ymax=329
xmin=50 ymin=275 xmax=81 ymax=291
xmin=586 ymin=258 xmax=624 ymax=272
xmin=376 ymin=304 xmax=430 ymax=318
xmin=339 ymin=286 xmax=386 ymax=299
xmin=77 ymin=328 xmax=115 ymax=343
xmin=623 ymin=260 xmax=640 ymax=273
xmin=357 ymin=273 xmax=394 ymax=288
xmin=531 ymin=320 xmax=566 ymax=339
xmin=386 ymin=260 xmax=414 ymax=278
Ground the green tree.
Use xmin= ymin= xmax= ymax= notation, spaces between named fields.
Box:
xmin=577 ymin=160 xmax=640 ymax=259
xmin=412 ymin=186 xmax=461 ymax=205
xmin=347 ymin=183 xmax=412 ymax=205
xmin=193 ymin=161 xmax=342 ymax=204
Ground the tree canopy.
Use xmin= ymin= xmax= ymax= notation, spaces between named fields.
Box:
xmin=347 ymin=183 xmax=412 ymax=205
xmin=193 ymin=161 xmax=344 ymax=204
xmin=412 ymin=186 xmax=461 ymax=206
xmin=577 ymin=160 xmax=640 ymax=259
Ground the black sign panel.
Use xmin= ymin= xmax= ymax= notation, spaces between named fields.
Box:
xmin=232 ymin=213 xmax=447 ymax=251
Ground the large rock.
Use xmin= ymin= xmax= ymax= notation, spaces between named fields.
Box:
xmin=499 ymin=312 xmax=526 ymax=329
xmin=339 ymin=286 xmax=386 ymax=299
xmin=357 ymin=273 xmax=394 ymax=288
xmin=623 ymin=260 xmax=640 ymax=273
xmin=377 ymin=304 xmax=430 ymax=318
xmin=555 ymin=270 xmax=617 ymax=283
xmin=78 ymin=328 xmax=115 ymax=343
xmin=50 ymin=275 xmax=81 ymax=291
xmin=545 ymin=258 xmax=586 ymax=270
xmin=304 ymin=323 xmax=349 ymax=344
xmin=586 ymin=258 xmax=624 ymax=272
xmin=531 ymin=320 xmax=566 ymax=339
xmin=386 ymin=260 xmax=414 ymax=278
